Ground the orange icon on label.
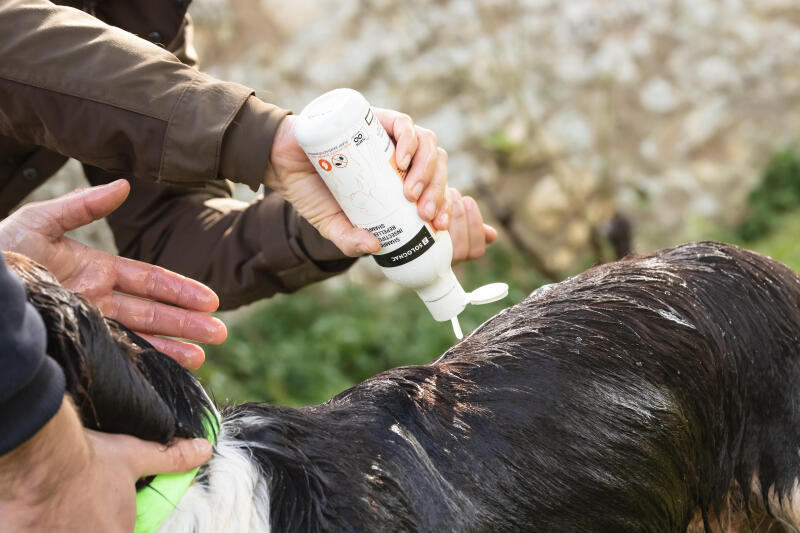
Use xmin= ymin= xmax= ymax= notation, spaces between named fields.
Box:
xmin=332 ymin=153 xmax=348 ymax=168
xmin=318 ymin=159 xmax=332 ymax=171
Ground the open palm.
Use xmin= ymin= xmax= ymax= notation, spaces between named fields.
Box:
xmin=0 ymin=180 xmax=226 ymax=368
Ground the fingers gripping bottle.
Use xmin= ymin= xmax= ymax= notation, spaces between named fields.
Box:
xmin=295 ymin=88 xmax=507 ymax=339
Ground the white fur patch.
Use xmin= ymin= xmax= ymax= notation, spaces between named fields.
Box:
xmin=158 ymin=417 xmax=271 ymax=533
xmin=758 ymin=476 xmax=800 ymax=532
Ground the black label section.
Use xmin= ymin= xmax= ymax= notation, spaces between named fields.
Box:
xmin=372 ymin=226 xmax=434 ymax=268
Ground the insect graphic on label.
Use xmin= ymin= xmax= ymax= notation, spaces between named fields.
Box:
xmin=332 ymin=154 xmax=348 ymax=168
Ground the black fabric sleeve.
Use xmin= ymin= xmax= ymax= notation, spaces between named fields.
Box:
xmin=0 ymin=253 xmax=65 ymax=456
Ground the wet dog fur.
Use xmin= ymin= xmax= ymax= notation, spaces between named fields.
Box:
xmin=8 ymin=241 xmax=800 ymax=532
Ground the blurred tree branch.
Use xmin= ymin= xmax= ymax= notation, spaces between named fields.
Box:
xmin=475 ymin=182 xmax=559 ymax=282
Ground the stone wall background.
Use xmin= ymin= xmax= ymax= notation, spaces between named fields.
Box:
xmin=191 ymin=0 xmax=800 ymax=273
xmin=28 ymin=0 xmax=800 ymax=277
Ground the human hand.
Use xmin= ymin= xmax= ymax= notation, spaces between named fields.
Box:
xmin=0 ymin=397 xmax=212 ymax=533
xmin=0 ymin=180 xmax=226 ymax=369
xmin=265 ymin=109 xmax=451 ymax=256
xmin=447 ymin=188 xmax=498 ymax=264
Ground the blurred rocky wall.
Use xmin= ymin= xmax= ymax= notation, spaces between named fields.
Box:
xmin=23 ymin=0 xmax=800 ymax=276
xmin=191 ymin=0 xmax=800 ymax=272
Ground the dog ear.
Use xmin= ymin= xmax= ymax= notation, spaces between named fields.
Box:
xmin=103 ymin=318 xmax=215 ymax=441
xmin=4 ymin=252 xmax=210 ymax=443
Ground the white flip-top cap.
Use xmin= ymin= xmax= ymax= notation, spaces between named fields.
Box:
xmin=468 ymin=283 xmax=509 ymax=305
xmin=416 ymin=271 xmax=509 ymax=323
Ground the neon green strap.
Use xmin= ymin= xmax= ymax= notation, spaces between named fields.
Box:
xmin=134 ymin=410 xmax=220 ymax=533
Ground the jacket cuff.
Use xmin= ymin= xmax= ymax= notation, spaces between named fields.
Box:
xmin=0 ymin=357 xmax=65 ymax=456
xmin=159 ymin=72 xmax=253 ymax=185
xmin=219 ymin=96 xmax=291 ymax=191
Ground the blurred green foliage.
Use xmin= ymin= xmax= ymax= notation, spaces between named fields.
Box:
xmin=738 ymin=149 xmax=800 ymax=242
xmin=739 ymin=211 xmax=800 ymax=271
xmin=200 ymin=244 xmax=547 ymax=407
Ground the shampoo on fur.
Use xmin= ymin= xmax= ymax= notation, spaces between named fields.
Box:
xmin=295 ymin=88 xmax=507 ymax=339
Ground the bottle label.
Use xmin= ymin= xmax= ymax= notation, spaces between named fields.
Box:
xmin=302 ymin=106 xmax=432 ymax=258
xmin=372 ymin=226 xmax=434 ymax=267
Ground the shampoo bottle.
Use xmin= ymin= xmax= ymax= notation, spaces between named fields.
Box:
xmin=295 ymin=88 xmax=507 ymax=338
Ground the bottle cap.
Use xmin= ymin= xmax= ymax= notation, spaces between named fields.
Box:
xmin=447 ymin=281 xmax=509 ymax=340
xmin=416 ymin=269 xmax=468 ymax=322
xmin=467 ymin=282 xmax=509 ymax=305
xmin=417 ymin=271 xmax=509 ymax=323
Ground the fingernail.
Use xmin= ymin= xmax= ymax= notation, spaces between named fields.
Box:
xmin=401 ymin=154 xmax=411 ymax=169
xmin=412 ymin=182 xmax=423 ymax=200
xmin=423 ymin=201 xmax=436 ymax=220
xmin=204 ymin=317 xmax=227 ymax=341
xmin=85 ymin=181 xmax=120 ymax=197
xmin=437 ymin=212 xmax=449 ymax=227
xmin=193 ymin=438 xmax=212 ymax=456
xmin=188 ymin=351 xmax=205 ymax=370
xmin=201 ymin=290 xmax=220 ymax=311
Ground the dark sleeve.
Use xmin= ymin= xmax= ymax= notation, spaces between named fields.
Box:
xmin=86 ymin=170 xmax=355 ymax=310
xmin=0 ymin=0 xmax=288 ymax=190
xmin=0 ymin=253 xmax=65 ymax=456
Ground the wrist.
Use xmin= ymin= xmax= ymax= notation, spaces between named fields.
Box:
xmin=263 ymin=114 xmax=298 ymax=191
xmin=0 ymin=397 xmax=89 ymax=525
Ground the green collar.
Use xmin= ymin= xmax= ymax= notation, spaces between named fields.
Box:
xmin=134 ymin=410 xmax=220 ymax=533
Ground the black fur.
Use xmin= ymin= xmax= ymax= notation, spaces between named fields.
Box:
xmin=10 ymin=242 xmax=800 ymax=532
xmin=5 ymin=253 xmax=213 ymax=444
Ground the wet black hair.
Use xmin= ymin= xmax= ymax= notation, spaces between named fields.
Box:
xmin=11 ymin=241 xmax=800 ymax=531
xmin=6 ymin=252 xmax=212 ymax=444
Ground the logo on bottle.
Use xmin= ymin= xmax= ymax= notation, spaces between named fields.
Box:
xmin=373 ymin=226 xmax=435 ymax=267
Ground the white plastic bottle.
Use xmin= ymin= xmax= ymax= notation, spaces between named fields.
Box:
xmin=294 ymin=88 xmax=507 ymax=338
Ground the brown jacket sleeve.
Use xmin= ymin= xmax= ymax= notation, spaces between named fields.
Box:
xmin=84 ymin=167 xmax=355 ymax=309
xmin=0 ymin=0 xmax=287 ymax=190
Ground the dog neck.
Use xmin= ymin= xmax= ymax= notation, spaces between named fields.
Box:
xmin=157 ymin=415 xmax=272 ymax=533
xmin=135 ymin=408 xmax=221 ymax=533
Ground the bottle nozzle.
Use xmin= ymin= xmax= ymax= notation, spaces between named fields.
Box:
xmin=451 ymin=316 xmax=464 ymax=340
xmin=417 ymin=270 xmax=509 ymax=339
xmin=416 ymin=269 xmax=467 ymax=322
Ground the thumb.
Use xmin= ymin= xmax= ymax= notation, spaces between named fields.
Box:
xmin=121 ymin=436 xmax=213 ymax=479
xmin=322 ymin=214 xmax=380 ymax=256
xmin=41 ymin=179 xmax=131 ymax=237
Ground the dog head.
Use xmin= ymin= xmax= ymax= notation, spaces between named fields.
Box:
xmin=3 ymin=252 xmax=214 ymax=445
